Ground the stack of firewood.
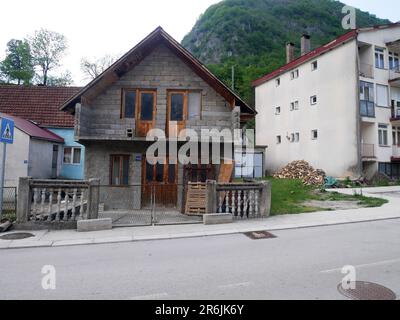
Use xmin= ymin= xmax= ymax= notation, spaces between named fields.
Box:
xmin=273 ymin=160 xmax=326 ymax=186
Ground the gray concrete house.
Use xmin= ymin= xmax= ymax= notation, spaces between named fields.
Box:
xmin=61 ymin=27 xmax=255 ymax=213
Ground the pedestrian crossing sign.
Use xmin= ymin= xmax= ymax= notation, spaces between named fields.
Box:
xmin=0 ymin=118 xmax=14 ymax=144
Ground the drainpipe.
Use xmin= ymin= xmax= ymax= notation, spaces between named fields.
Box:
xmin=355 ymin=38 xmax=363 ymax=178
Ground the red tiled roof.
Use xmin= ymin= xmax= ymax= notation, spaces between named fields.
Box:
xmin=0 ymin=112 xmax=64 ymax=143
xmin=252 ymin=30 xmax=358 ymax=87
xmin=0 ymin=85 xmax=81 ymax=128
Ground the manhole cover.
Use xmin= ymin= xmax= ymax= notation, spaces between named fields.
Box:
xmin=244 ymin=231 xmax=277 ymax=240
xmin=0 ymin=232 xmax=35 ymax=240
xmin=338 ymin=281 xmax=396 ymax=300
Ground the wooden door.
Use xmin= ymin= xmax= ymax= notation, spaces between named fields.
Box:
xmin=141 ymin=157 xmax=178 ymax=208
xmin=136 ymin=90 xmax=156 ymax=137
xmin=167 ymin=91 xmax=187 ymax=137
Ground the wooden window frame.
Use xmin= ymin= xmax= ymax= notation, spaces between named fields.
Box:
xmin=121 ymin=88 xmax=137 ymax=119
xmin=110 ymin=155 xmax=130 ymax=186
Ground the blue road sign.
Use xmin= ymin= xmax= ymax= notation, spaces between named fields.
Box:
xmin=0 ymin=117 xmax=14 ymax=144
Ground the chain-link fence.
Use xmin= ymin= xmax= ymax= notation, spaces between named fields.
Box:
xmin=97 ymin=184 xmax=202 ymax=226
xmin=1 ymin=187 xmax=17 ymax=221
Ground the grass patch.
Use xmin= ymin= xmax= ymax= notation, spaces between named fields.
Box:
xmin=1 ymin=210 xmax=16 ymax=222
xmin=262 ymin=177 xmax=388 ymax=216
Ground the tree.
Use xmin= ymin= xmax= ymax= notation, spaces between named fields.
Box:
xmin=80 ymin=55 xmax=117 ymax=80
xmin=29 ymin=29 xmax=67 ymax=85
xmin=41 ymin=71 xmax=73 ymax=86
xmin=0 ymin=39 xmax=34 ymax=85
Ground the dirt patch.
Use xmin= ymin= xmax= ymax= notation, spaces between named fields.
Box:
xmin=303 ymin=200 xmax=362 ymax=211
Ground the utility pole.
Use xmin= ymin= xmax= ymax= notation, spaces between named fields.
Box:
xmin=0 ymin=117 xmax=14 ymax=220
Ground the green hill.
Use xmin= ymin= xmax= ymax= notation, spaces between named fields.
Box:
xmin=182 ymin=0 xmax=390 ymax=106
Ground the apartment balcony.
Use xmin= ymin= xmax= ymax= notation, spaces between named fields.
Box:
xmin=392 ymin=145 xmax=400 ymax=162
xmin=391 ymin=108 xmax=400 ymax=125
xmin=359 ymin=63 xmax=374 ymax=79
xmin=361 ymin=143 xmax=377 ymax=161
xmin=389 ymin=68 xmax=400 ymax=87
xmin=360 ymin=100 xmax=375 ymax=118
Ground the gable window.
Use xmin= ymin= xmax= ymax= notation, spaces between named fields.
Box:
xmin=389 ymin=51 xmax=399 ymax=71
xmin=110 ymin=155 xmax=129 ymax=186
xmin=275 ymin=78 xmax=281 ymax=87
xmin=376 ymin=84 xmax=389 ymax=107
xmin=310 ymin=95 xmax=317 ymax=105
xmin=275 ymin=106 xmax=281 ymax=115
xmin=63 ymin=147 xmax=81 ymax=165
xmin=378 ymin=124 xmax=389 ymax=146
xmin=188 ymin=91 xmax=202 ymax=120
xmin=311 ymin=129 xmax=318 ymax=140
xmin=290 ymin=69 xmax=299 ymax=80
xmin=375 ymin=47 xmax=385 ymax=69
xmin=276 ymin=135 xmax=282 ymax=144
xmin=311 ymin=61 xmax=318 ymax=71
xmin=290 ymin=101 xmax=299 ymax=111
xmin=122 ymin=89 xmax=136 ymax=118
xmin=140 ymin=91 xmax=155 ymax=121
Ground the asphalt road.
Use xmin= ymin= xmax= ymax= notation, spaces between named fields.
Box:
xmin=1 ymin=219 xmax=400 ymax=300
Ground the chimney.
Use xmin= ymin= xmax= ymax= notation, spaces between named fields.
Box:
xmin=301 ymin=34 xmax=311 ymax=56
xmin=286 ymin=42 xmax=295 ymax=63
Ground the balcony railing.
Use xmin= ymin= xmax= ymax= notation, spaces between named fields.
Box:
xmin=360 ymin=100 xmax=375 ymax=118
xmin=391 ymin=108 xmax=400 ymax=119
xmin=389 ymin=68 xmax=400 ymax=81
xmin=359 ymin=63 xmax=374 ymax=78
xmin=362 ymin=143 xmax=376 ymax=159
xmin=393 ymin=145 xmax=400 ymax=158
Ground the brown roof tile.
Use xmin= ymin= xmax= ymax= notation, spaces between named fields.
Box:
xmin=0 ymin=85 xmax=81 ymax=128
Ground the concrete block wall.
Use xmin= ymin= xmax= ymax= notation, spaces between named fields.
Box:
xmin=78 ymin=43 xmax=233 ymax=140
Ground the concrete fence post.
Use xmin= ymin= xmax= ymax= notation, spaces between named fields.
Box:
xmin=16 ymin=177 xmax=32 ymax=223
xmin=259 ymin=181 xmax=272 ymax=217
xmin=206 ymin=180 xmax=217 ymax=213
xmin=87 ymin=178 xmax=100 ymax=219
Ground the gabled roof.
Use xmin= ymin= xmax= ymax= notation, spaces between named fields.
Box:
xmin=0 ymin=85 xmax=81 ymax=128
xmin=0 ymin=112 xmax=64 ymax=143
xmin=60 ymin=27 xmax=255 ymax=117
xmin=252 ymin=30 xmax=358 ymax=87
xmin=253 ymin=23 xmax=400 ymax=87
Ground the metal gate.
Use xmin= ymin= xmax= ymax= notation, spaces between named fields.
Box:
xmin=98 ymin=184 xmax=202 ymax=227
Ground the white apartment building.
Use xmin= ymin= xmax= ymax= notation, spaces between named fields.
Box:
xmin=253 ymin=23 xmax=400 ymax=179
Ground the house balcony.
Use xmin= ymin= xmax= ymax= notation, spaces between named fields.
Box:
xmin=361 ymin=143 xmax=377 ymax=161
xmin=392 ymin=145 xmax=400 ymax=162
xmin=360 ymin=100 xmax=375 ymax=119
xmin=359 ymin=63 xmax=374 ymax=79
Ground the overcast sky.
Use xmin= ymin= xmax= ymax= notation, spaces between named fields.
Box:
xmin=0 ymin=0 xmax=399 ymax=86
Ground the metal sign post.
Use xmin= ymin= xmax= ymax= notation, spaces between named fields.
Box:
xmin=0 ymin=117 xmax=14 ymax=220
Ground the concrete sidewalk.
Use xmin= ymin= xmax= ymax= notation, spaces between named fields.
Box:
xmin=1 ymin=186 xmax=400 ymax=250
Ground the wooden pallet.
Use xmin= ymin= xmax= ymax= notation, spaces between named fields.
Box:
xmin=185 ymin=182 xmax=207 ymax=215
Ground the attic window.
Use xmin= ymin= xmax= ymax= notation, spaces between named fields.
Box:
xmin=122 ymin=89 xmax=136 ymax=118
xmin=311 ymin=61 xmax=318 ymax=71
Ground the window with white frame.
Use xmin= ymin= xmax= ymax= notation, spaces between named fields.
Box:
xmin=311 ymin=129 xmax=318 ymax=140
xmin=290 ymin=69 xmax=299 ymax=79
xmin=276 ymin=135 xmax=282 ymax=144
xmin=295 ymin=132 xmax=300 ymax=142
xmin=310 ymin=95 xmax=317 ymax=105
xmin=378 ymin=124 xmax=389 ymax=146
xmin=389 ymin=52 xmax=399 ymax=71
xmin=275 ymin=78 xmax=281 ymax=86
xmin=63 ymin=147 xmax=82 ymax=165
xmin=290 ymin=100 xmax=299 ymax=111
xmin=375 ymin=47 xmax=385 ymax=69
xmin=311 ymin=61 xmax=318 ymax=71
xmin=376 ymin=84 xmax=389 ymax=107
xmin=275 ymin=106 xmax=281 ymax=115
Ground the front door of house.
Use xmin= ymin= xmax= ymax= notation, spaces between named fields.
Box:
xmin=142 ymin=157 xmax=178 ymax=208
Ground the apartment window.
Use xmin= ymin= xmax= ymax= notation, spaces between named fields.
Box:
xmin=275 ymin=106 xmax=281 ymax=115
xmin=275 ymin=78 xmax=281 ymax=87
xmin=310 ymin=95 xmax=317 ymax=105
xmin=360 ymin=81 xmax=375 ymax=117
xmin=63 ymin=147 xmax=81 ymax=165
xmin=392 ymin=126 xmax=400 ymax=146
xmin=290 ymin=69 xmax=299 ymax=80
xmin=375 ymin=47 xmax=385 ymax=69
xmin=276 ymin=135 xmax=282 ymax=144
xmin=389 ymin=51 xmax=399 ymax=71
xmin=290 ymin=101 xmax=299 ymax=111
xmin=311 ymin=129 xmax=318 ymax=140
xmin=376 ymin=84 xmax=389 ymax=107
xmin=311 ymin=61 xmax=318 ymax=71
xmin=295 ymin=132 xmax=300 ymax=142
xmin=378 ymin=124 xmax=389 ymax=146
xmin=110 ymin=155 xmax=129 ymax=186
